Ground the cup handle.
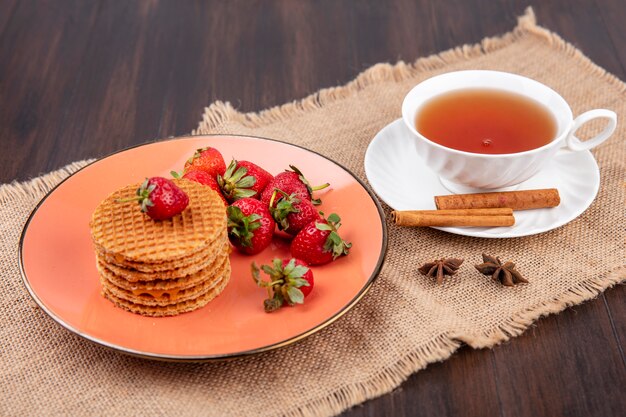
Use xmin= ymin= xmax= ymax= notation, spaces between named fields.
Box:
xmin=565 ymin=109 xmax=617 ymax=151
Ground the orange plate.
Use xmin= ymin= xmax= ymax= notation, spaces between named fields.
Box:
xmin=19 ymin=135 xmax=387 ymax=361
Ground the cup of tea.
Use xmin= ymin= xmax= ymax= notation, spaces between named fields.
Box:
xmin=401 ymin=70 xmax=617 ymax=192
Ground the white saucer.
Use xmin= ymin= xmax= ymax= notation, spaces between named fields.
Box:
xmin=364 ymin=119 xmax=600 ymax=238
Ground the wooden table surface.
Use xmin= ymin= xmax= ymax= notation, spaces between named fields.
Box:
xmin=1 ymin=1 xmax=624 ymax=416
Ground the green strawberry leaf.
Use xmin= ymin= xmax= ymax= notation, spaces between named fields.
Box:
xmin=251 ymin=262 xmax=262 ymax=284
xmin=223 ymin=159 xmax=238 ymax=178
xmin=270 ymin=192 xmax=300 ymax=230
xmin=286 ymin=287 xmax=305 ymax=304
xmin=289 ymin=265 xmax=309 ymax=279
xmin=290 ymin=277 xmax=310 ymax=288
xmin=282 ymin=258 xmax=296 ymax=275
xmin=327 ymin=213 xmax=341 ymax=224
xmin=315 ymin=222 xmax=333 ymax=231
xmin=232 ymin=189 xmax=258 ymax=199
xmin=220 ymin=159 xmax=258 ymax=202
xmin=236 ymin=176 xmax=256 ymax=188
xmin=272 ymin=258 xmax=283 ymax=271
xmin=227 ymin=207 xmax=262 ymax=247
xmin=323 ymin=231 xmax=351 ymax=259
xmin=230 ymin=166 xmax=248 ymax=183
xmin=260 ymin=264 xmax=277 ymax=277
xmin=251 ymin=258 xmax=312 ymax=312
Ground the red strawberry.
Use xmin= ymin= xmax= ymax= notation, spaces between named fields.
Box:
xmin=261 ymin=165 xmax=329 ymax=206
xmin=290 ymin=213 xmax=351 ymax=265
xmin=218 ymin=159 xmax=273 ymax=202
xmin=118 ymin=177 xmax=189 ymax=221
xmin=227 ymin=198 xmax=275 ymax=255
xmin=238 ymin=161 xmax=273 ymax=195
xmin=175 ymin=170 xmax=228 ymax=206
xmin=172 ymin=169 xmax=228 ymax=206
xmin=183 ymin=147 xmax=226 ymax=178
xmin=252 ymin=258 xmax=314 ymax=312
xmin=270 ymin=190 xmax=321 ymax=235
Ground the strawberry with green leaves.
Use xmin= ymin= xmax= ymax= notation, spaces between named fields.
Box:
xmin=184 ymin=147 xmax=226 ymax=178
xmin=252 ymin=258 xmax=314 ymax=312
xmin=171 ymin=169 xmax=228 ymax=206
xmin=118 ymin=177 xmax=189 ymax=221
xmin=290 ymin=213 xmax=351 ymax=265
xmin=261 ymin=165 xmax=329 ymax=206
xmin=227 ymin=198 xmax=275 ymax=255
xmin=218 ymin=159 xmax=273 ymax=202
xmin=270 ymin=190 xmax=321 ymax=235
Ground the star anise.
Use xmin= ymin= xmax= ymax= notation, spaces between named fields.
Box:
xmin=418 ymin=258 xmax=464 ymax=284
xmin=474 ymin=253 xmax=528 ymax=286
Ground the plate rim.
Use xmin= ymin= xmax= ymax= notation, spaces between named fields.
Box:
xmin=18 ymin=134 xmax=388 ymax=362
xmin=365 ymin=118 xmax=600 ymax=238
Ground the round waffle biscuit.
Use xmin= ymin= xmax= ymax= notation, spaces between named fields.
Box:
xmin=97 ymin=252 xmax=229 ymax=293
xmin=90 ymin=179 xmax=227 ymax=263
xmin=93 ymin=228 xmax=228 ymax=273
xmin=96 ymin=234 xmax=229 ymax=279
xmin=101 ymin=271 xmax=231 ymax=317
xmin=99 ymin=260 xmax=229 ymax=307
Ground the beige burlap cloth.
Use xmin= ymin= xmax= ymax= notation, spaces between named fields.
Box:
xmin=1 ymin=9 xmax=624 ymax=417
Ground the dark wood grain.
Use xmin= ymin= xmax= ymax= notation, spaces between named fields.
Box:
xmin=494 ymin=299 xmax=624 ymax=416
xmin=0 ymin=1 xmax=623 ymax=416
xmin=0 ymin=0 xmax=17 ymax=36
xmin=348 ymin=346 xmax=502 ymax=417
xmin=594 ymin=0 xmax=626 ymax=370
xmin=596 ymin=0 xmax=626 ymax=76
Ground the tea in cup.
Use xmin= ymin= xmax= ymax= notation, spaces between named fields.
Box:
xmin=401 ymin=70 xmax=617 ymax=192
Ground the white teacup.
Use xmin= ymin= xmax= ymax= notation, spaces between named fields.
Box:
xmin=401 ymin=70 xmax=617 ymax=192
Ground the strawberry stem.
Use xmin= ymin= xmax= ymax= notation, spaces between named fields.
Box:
xmin=115 ymin=196 xmax=143 ymax=203
xmin=268 ymin=189 xmax=278 ymax=208
xmin=287 ymin=164 xmax=329 ymax=205
xmin=115 ymin=178 xmax=156 ymax=213
xmin=311 ymin=183 xmax=330 ymax=191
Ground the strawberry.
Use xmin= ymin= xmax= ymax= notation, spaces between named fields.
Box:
xmin=217 ymin=159 xmax=273 ymax=202
xmin=183 ymin=147 xmax=226 ymax=178
xmin=227 ymin=198 xmax=275 ymax=255
xmin=260 ymin=165 xmax=329 ymax=206
xmin=237 ymin=160 xmax=273 ymax=195
xmin=252 ymin=258 xmax=314 ymax=312
xmin=270 ymin=189 xmax=321 ymax=235
xmin=172 ymin=170 xmax=228 ymax=206
xmin=118 ymin=177 xmax=189 ymax=221
xmin=290 ymin=213 xmax=351 ymax=265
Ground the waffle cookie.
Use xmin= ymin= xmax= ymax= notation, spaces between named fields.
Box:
xmin=95 ymin=233 xmax=228 ymax=278
xmin=91 ymin=179 xmax=226 ymax=263
xmin=99 ymin=258 xmax=230 ymax=308
xmin=90 ymin=178 xmax=231 ymax=317
xmin=102 ymin=272 xmax=230 ymax=317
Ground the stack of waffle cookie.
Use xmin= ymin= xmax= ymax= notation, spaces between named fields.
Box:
xmin=90 ymin=179 xmax=230 ymax=317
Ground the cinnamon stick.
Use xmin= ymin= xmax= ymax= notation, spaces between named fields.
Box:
xmin=392 ymin=208 xmax=515 ymax=227
xmin=403 ymin=208 xmax=513 ymax=216
xmin=434 ymin=188 xmax=560 ymax=211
